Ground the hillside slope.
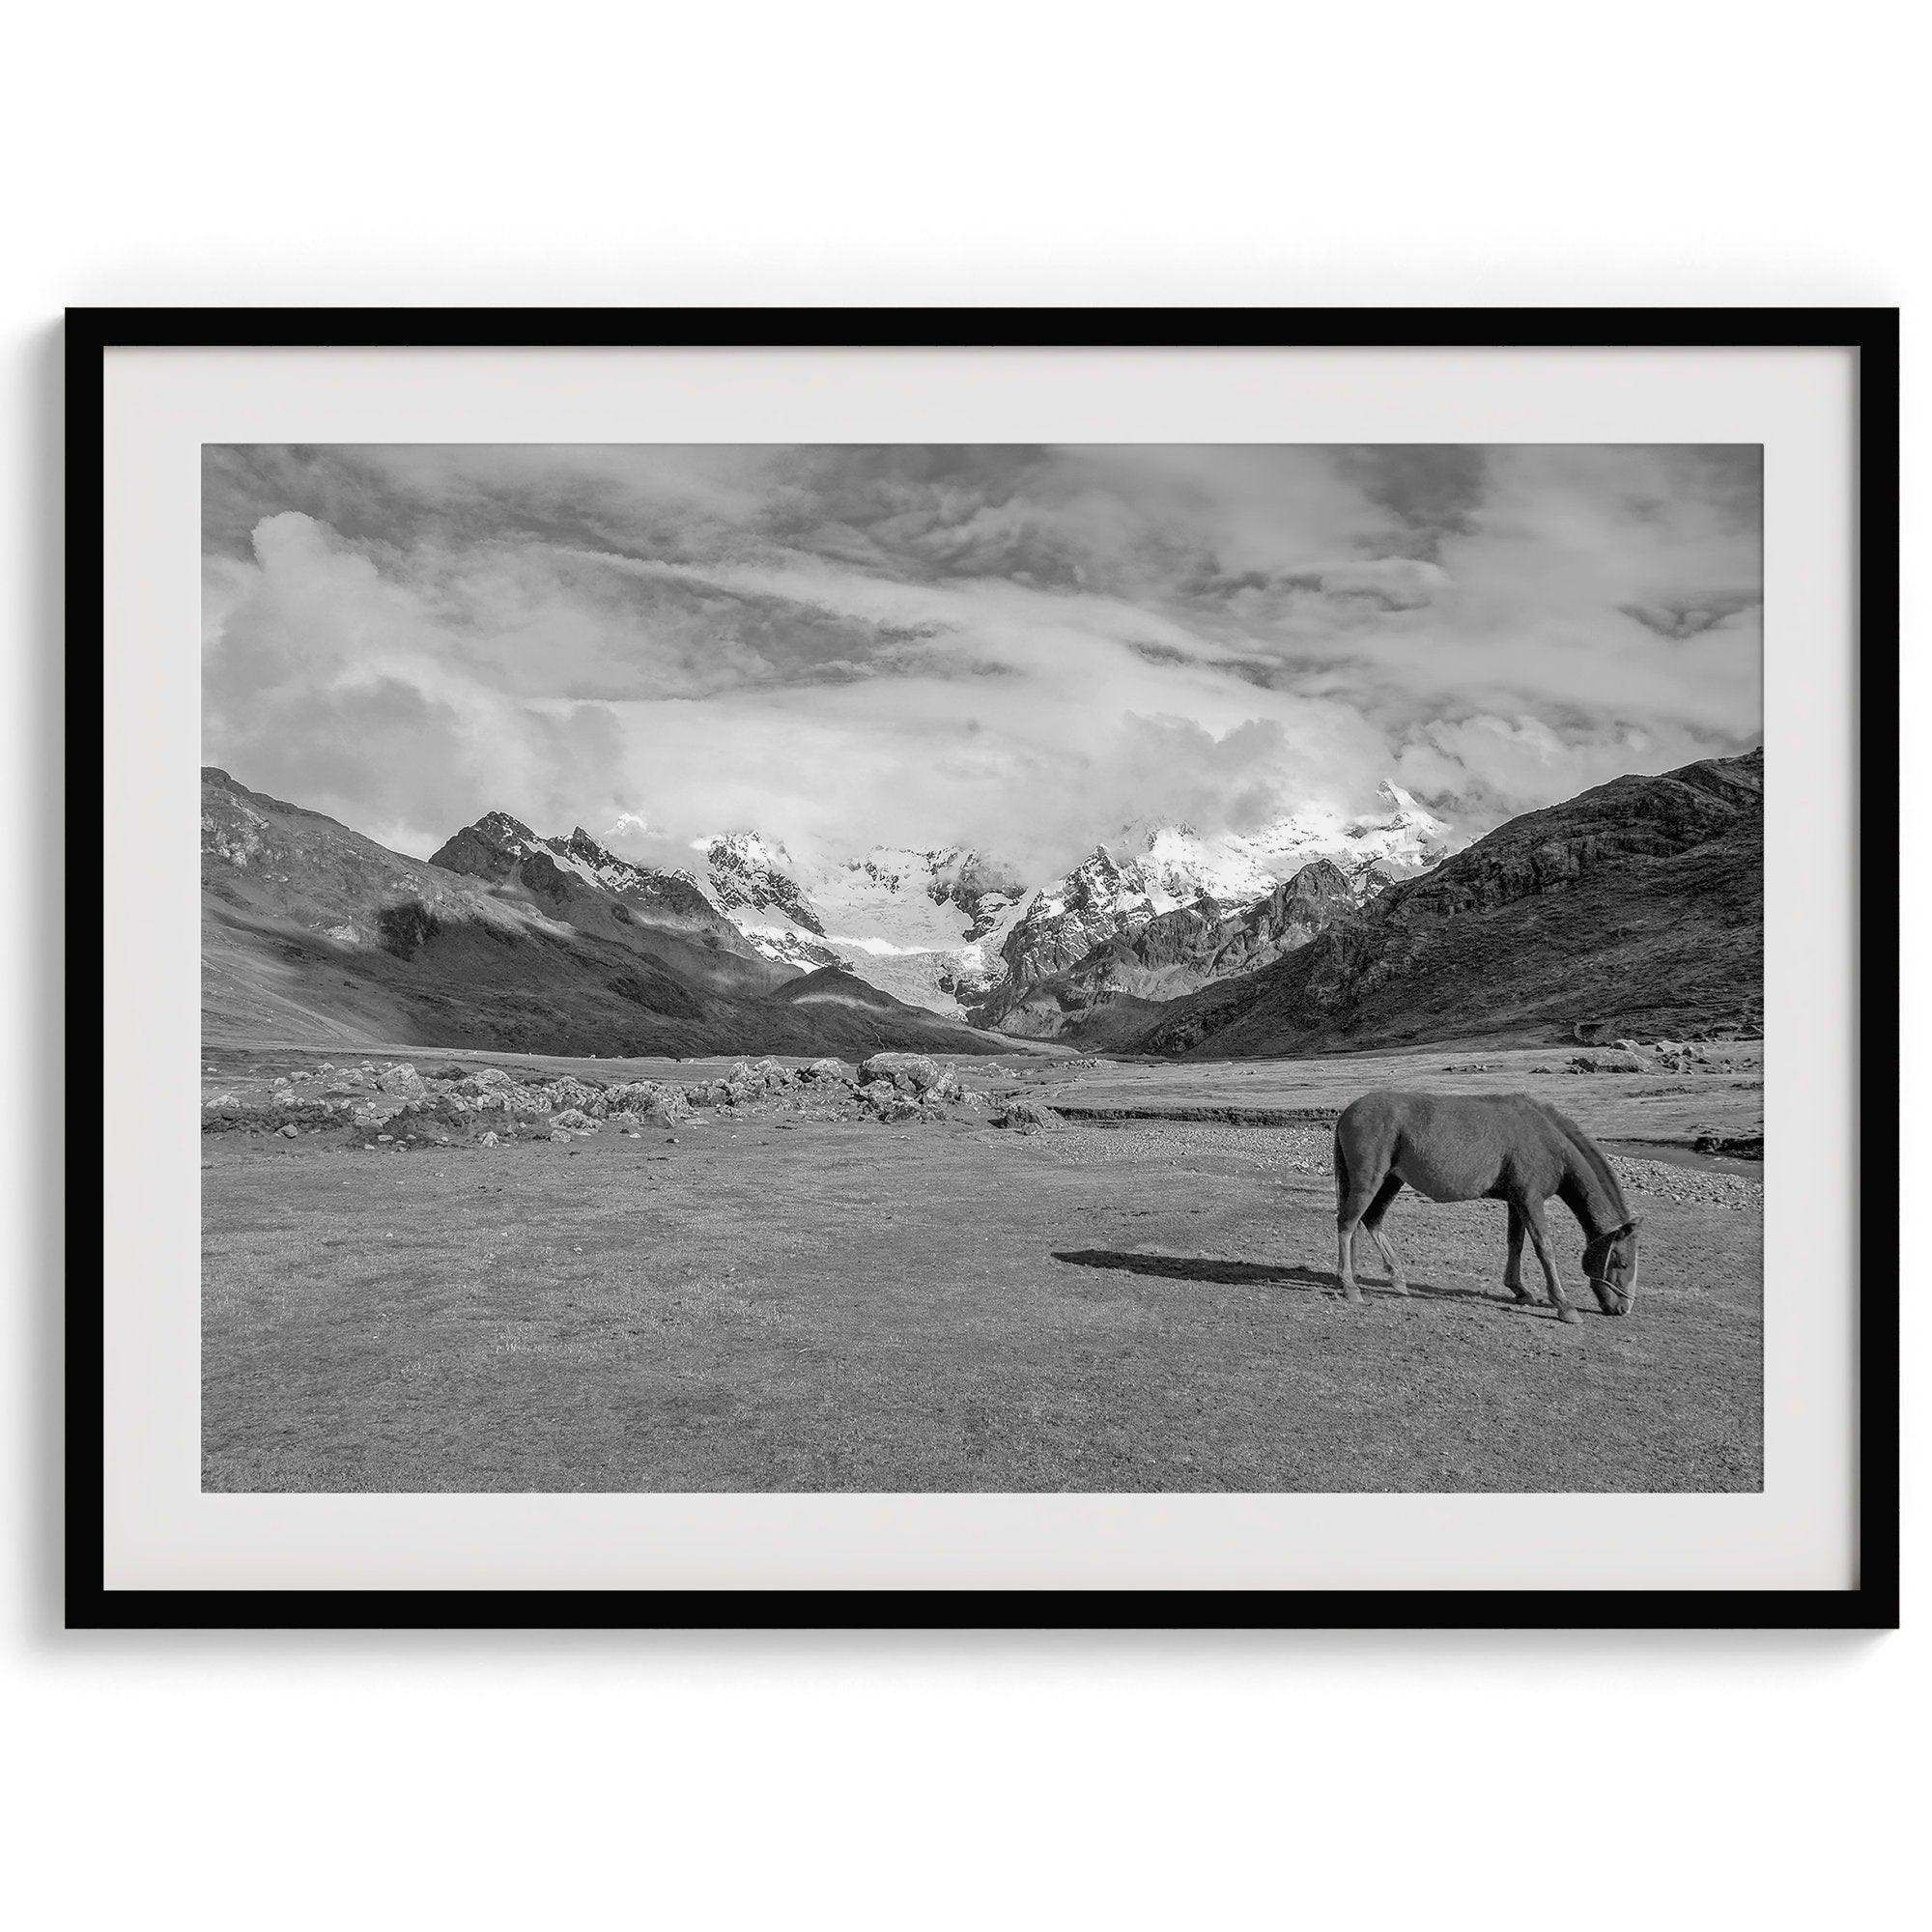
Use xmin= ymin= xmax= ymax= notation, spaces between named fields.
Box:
xmin=429 ymin=811 xmax=793 ymax=1000
xmin=202 ymin=770 xmax=1012 ymax=1057
xmin=1131 ymin=749 xmax=1763 ymax=1058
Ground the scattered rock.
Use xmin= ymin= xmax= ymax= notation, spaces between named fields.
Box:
xmin=454 ymin=1067 xmax=514 ymax=1094
xmin=858 ymin=1052 xmax=952 ymax=1096
xmin=992 ymin=1096 xmax=1060 ymax=1133
xmin=719 ymin=1057 xmax=800 ymax=1104
xmin=603 ymin=1079 xmax=693 ymax=1124
xmin=208 ymin=1052 xmax=1005 ymax=1148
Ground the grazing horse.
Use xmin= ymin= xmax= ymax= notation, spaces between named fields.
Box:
xmin=1331 ymin=1091 xmax=1642 ymax=1321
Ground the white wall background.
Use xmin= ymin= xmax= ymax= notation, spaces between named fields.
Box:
xmin=3 ymin=5 xmax=1918 ymax=1927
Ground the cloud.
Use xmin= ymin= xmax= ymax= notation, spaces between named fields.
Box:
xmin=203 ymin=510 xmax=629 ymax=855
xmin=1388 ymin=713 xmax=1737 ymax=823
xmin=1310 ymin=557 xmax=1452 ymax=608
xmin=202 ymin=443 xmax=1762 ymax=871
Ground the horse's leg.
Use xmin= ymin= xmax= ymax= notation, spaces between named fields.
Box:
xmin=1337 ymin=1182 xmax=1388 ymax=1301
xmin=1520 ymin=1197 xmax=1577 ymax=1324
xmin=1362 ymin=1176 xmax=1407 ymax=1294
xmin=1335 ymin=1204 xmax=1365 ymax=1302
xmin=1504 ymin=1207 xmax=1536 ymax=1304
xmin=1334 ymin=1129 xmax=1374 ymax=1303
xmin=1335 ymin=1174 xmax=1381 ymax=1305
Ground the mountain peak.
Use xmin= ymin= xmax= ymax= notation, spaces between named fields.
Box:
xmin=469 ymin=809 xmax=538 ymax=852
xmin=703 ymin=829 xmax=796 ymax=871
xmin=1373 ymin=779 xmax=1446 ymax=827
xmin=696 ymin=830 xmax=826 ymax=936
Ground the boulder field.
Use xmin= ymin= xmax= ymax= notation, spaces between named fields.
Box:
xmin=199 ymin=1052 xmax=1061 ymax=1149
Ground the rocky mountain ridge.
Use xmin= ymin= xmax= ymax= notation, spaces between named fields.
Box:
xmin=202 ymin=769 xmax=1009 ymax=1060
xmin=203 ymin=748 xmax=1762 ymax=1061
xmin=978 ymin=857 xmax=1366 ymax=1043
xmin=647 ymin=785 xmax=1450 ymax=1024
xmin=1128 ymin=748 xmax=1764 ymax=1058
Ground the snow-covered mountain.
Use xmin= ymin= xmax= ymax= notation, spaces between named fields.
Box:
xmin=1122 ymin=822 xmax=1277 ymax=906
xmin=681 ymin=832 xmax=1031 ymax=1009
xmin=633 ymin=785 xmax=1454 ymax=1025
xmin=985 ymin=857 xmax=1364 ymax=1044
xmin=988 ymin=791 xmax=1447 ymax=1016
xmin=1233 ymin=781 xmax=1452 ymax=877
xmin=700 ymin=832 xmax=829 ymax=937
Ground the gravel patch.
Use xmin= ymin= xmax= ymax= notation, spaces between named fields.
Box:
xmin=1606 ymin=1154 xmax=1761 ymax=1209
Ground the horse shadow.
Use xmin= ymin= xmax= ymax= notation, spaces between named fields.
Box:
xmin=1051 ymin=1249 xmax=1503 ymax=1306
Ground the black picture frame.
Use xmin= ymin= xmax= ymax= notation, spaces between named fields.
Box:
xmin=67 ymin=306 xmax=1900 ymax=1632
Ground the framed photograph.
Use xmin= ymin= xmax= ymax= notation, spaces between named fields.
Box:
xmin=71 ymin=308 xmax=1897 ymax=1629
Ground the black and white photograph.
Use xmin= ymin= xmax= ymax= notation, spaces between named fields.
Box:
xmin=19 ymin=0 xmax=1922 ymax=1916
xmin=197 ymin=439 xmax=1766 ymax=1496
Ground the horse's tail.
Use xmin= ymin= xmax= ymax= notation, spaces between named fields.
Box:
xmin=1331 ymin=1120 xmax=1349 ymax=1209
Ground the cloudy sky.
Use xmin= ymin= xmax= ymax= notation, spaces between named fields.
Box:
xmin=203 ymin=442 xmax=1761 ymax=875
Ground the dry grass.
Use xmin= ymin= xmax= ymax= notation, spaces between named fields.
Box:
xmin=203 ymin=1089 xmax=1761 ymax=1493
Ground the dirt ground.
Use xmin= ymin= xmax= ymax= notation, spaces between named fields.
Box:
xmin=202 ymin=1042 xmax=1762 ymax=1493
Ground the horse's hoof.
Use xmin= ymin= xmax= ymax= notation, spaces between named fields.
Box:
xmin=1555 ymin=1307 xmax=1579 ymax=1325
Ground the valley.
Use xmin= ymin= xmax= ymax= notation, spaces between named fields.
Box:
xmin=199 ymin=748 xmax=1766 ymax=1497
xmin=204 ymin=747 xmax=1761 ymax=1064
xmin=201 ymin=1036 xmax=1762 ymax=1495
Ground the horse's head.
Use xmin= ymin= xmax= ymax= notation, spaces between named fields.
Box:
xmin=1582 ymin=1216 xmax=1642 ymax=1316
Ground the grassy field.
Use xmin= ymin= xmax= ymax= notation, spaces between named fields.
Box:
xmin=202 ymin=1042 xmax=1762 ymax=1493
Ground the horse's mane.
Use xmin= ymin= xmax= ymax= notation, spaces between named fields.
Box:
xmin=1538 ymin=1102 xmax=1631 ymax=1232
